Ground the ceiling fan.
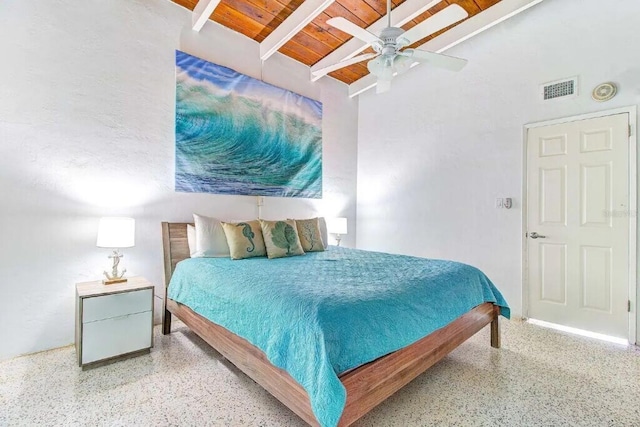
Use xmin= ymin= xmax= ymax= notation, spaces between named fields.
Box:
xmin=312 ymin=1 xmax=469 ymax=93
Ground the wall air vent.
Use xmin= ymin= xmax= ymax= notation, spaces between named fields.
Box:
xmin=540 ymin=76 xmax=578 ymax=100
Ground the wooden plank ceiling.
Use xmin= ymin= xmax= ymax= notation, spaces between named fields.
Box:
xmin=172 ymin=0 xmax=502 ymax=84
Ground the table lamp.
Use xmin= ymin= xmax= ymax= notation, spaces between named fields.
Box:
xmin=96 ymin=217 xmax=135 ymax=284
xmin=328 ymin=217 xmax=348 ymax=246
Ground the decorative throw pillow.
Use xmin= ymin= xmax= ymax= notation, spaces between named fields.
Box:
xmin=260 ymin=219 xmax=305 ymax=259
xmin=192 ymin=214 xmax=231 ymax=258
xmin=221 ymin=220 xmax=267 ymax=260
xmin=186 ymin=224 xmax=197 ymax=257
xmin=290 ymin=218 xmax=325 ymax=252
xmin=318 ymin=217 xmax=328 ymax=249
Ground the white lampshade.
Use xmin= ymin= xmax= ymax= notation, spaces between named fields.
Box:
xmin=328 ymin=217 xmax=348 ymax=235
xmin=96 ymin=217 xmax=135 ymax=248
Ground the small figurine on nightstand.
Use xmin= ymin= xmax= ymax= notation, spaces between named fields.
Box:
xmin=96 ymin=217 xmax=135 ymax=285
xmin=104 ymin=250 xmax=127 ymax=284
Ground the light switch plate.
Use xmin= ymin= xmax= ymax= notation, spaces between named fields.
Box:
xmin=504 ymin=198 xmax=513 ymax=209
xmin=495 ymin=198 xmax=513 ymax=209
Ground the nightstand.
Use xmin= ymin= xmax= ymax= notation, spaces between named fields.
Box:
xmin=75 ymin=276 xmax=154 ymax=369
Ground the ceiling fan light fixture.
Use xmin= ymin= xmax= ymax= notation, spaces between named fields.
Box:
xmin=394 ymin=54 xmax=414 ymax=74
xmin=367 ymin=56 xmax=384 ymax=76
xmin=380 ymin=63 xmax=393 ymax=80
xmin=369 ymin=56 xmax=394 ymax=79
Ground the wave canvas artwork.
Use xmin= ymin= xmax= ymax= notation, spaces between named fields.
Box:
xmin=175 ymin=51 xmax=323 ymax=198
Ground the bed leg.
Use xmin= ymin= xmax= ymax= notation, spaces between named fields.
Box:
xmin=162 ymin=309 xmax=172 ymax=335
xmin=490 ymin=313 xmax=500 ymax=349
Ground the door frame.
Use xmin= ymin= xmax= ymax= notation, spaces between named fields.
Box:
xmin=522 ymin=105 xmax=638 ymax=345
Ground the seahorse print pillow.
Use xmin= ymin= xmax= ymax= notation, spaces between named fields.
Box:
xmin=290 ymin=218 xmax=325 ymax=252
xmin=221 ymin=220 xmax=267 ymax=260
xmin=259 ymin=220 xmax=305 ymax=259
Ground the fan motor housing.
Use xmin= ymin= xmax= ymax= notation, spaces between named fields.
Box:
xmin=379 ymin=27 xmax=404 ymax=45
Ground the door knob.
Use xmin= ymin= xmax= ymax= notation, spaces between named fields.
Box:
xmin=529 ymin=232 xmax=546 ymax=239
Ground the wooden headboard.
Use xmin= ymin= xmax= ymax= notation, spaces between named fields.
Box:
xmin=161 ymin=222 xmax=192 ymax=289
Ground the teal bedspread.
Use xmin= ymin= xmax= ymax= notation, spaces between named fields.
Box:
xmin=168 ymin=246 xmax=509 ymax=427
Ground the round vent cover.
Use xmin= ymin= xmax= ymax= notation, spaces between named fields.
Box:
xmin=592 ymin=82 xmax=617 ymax=102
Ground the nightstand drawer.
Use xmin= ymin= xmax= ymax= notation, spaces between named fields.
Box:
xmin=82 ymin=311 xmax=152 ymax=363
xmin=83 ymin=288 xmax=152 ymax=322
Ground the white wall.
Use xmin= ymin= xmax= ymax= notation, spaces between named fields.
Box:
xmin=0 ymin=0 xmax=358 ymax=360
xmin=357 ymin=0 xmax=640 ymax=320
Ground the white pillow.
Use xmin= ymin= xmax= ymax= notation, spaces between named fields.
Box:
xmin=187 ymin=224 xmax=197 ymax=257
xmin=192 ymin=213 xmax=231 ymax=258
xmin=318 ymin=217 xmax=328 ymax=249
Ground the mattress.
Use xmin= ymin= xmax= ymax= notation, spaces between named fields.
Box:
xmin=168 ymin=246 xmax=509 ymax=427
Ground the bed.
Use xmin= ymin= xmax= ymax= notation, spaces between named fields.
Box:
xmin=161 ymin=222 xmax=509 ymax=427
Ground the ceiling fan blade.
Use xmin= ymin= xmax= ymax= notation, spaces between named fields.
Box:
xmin=401 ymin=48 xmax=467 ymax=71
xmin=399 ymin=4 xmax=468 ymax=46
xmin=311 ymin=53 xmax=379 ymax=77
xmin=376 ymin=78 xmax=391 ymax=94
xmin=327 ymin=17 xmax=381 ymax=44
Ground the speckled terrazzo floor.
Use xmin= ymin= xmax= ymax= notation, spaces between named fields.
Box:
xmin=1 ymin=320 xmax=639 ymax=427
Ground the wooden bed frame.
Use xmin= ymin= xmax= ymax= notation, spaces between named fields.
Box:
xmin=161 ymin=222 xmax=500 ymax=427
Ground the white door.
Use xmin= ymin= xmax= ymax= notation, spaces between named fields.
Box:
xmin=527 ymin=113 xmax=630 ymax=339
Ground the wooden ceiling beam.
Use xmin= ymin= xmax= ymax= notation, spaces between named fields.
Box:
xmin=310 ymin=0 xmax=444 ymax=81
xmin=348 ymin=0 xmax=545 ymax=97
xmin=260 ymin=0 xmax=336 ymax=61
xmin=192 ymin=0 xmax=221 ymax=31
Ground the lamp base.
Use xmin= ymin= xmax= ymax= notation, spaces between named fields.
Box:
xmin=103 ymin=250 xmax=127 ymax=285
xmin=103 ymin=277 xmax=128 ymax=285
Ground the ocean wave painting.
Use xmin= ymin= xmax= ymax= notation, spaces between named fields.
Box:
xmin=175 ymin=50 xmax=323 ymax=198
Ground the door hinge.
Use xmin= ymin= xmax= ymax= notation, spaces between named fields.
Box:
xmin=630 ymin=125 xmax=634 ymax=137
xmin=629 ymin=300 xmax=632 ymax=312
